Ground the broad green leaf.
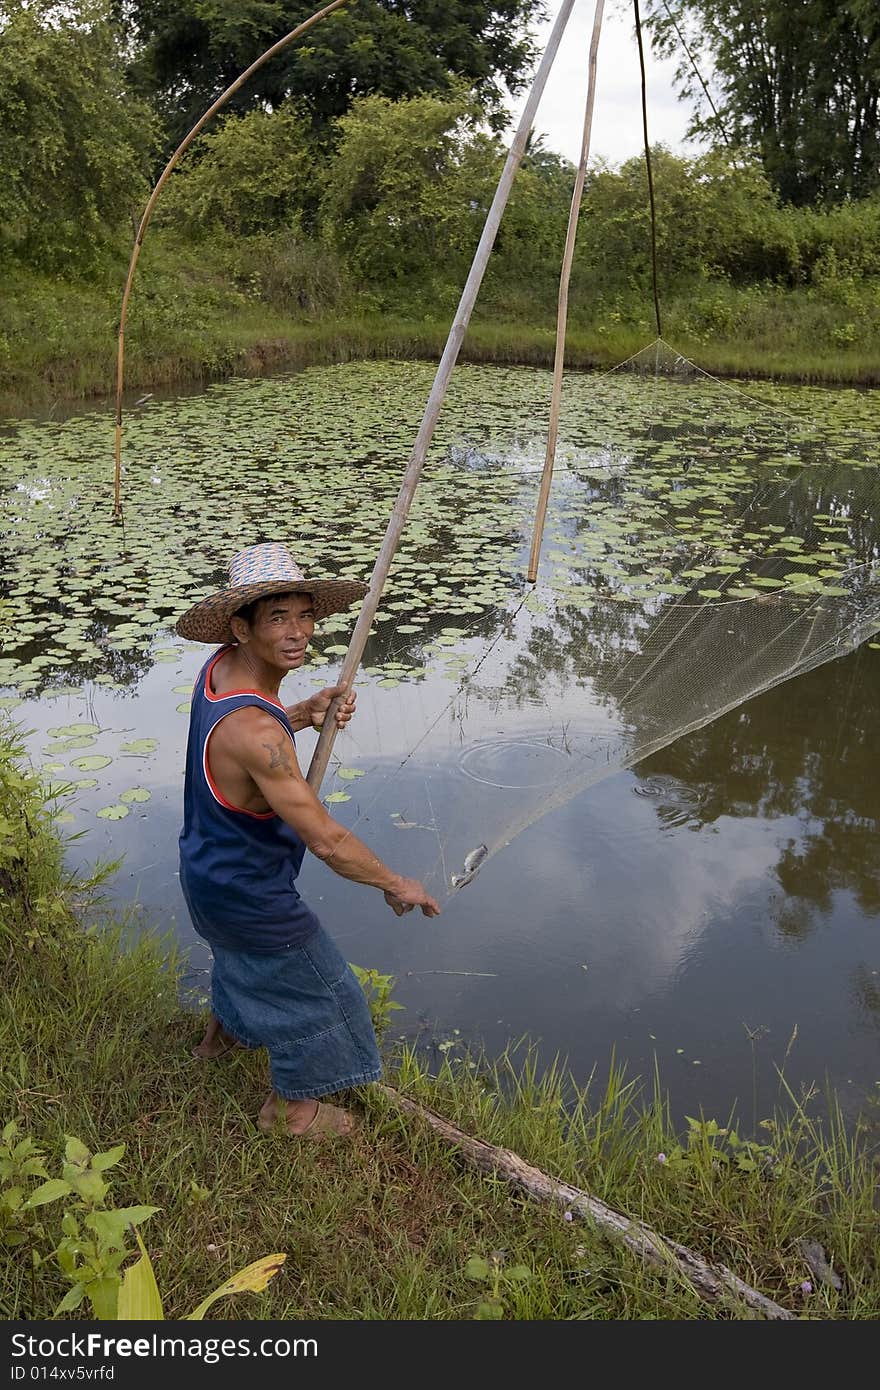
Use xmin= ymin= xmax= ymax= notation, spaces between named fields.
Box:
xmin=90 ymin=1144 xmax=126 ymax=1172
xmin=25 ymin=1178 xmax=72 ymax=1208
xmin=88 ymin=1206 xmax=159 ymax=1247
xmin=54 ymin=1283 xmax=85 ymax=1315
xmin=64 ymin=1136 xmax=90 ymax=1165
xmin=465 ymin=1256 xmax=490 ymax=1281
xmin=69 ymin=1170 xmax=108 ymax=1203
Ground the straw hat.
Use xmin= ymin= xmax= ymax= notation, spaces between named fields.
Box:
xmin=175 ymin=542 xmax=369 ymax=644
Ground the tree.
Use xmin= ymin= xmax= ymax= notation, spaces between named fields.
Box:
xmin=0 ymin=0 xmax=156 ymax=271
xmin=119 ymin=0 xmax=545 ymax=159
xmin=319 ymin=91 xmax=501 ymax=290
xmin=645 ymin=0 xmax=880 ymax=205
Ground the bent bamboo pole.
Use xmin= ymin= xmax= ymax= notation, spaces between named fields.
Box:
xmin=526 ymin=0 xmax=605 ymax=582
xmin=381 ymin=1085 xmax=796 ymax=1320
xmin=112 ymin=0 xmax=349 ymax=520
xmin=307 ymin=0 xmax=580 ymax=792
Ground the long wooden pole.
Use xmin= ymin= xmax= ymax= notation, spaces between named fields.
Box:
xmin=526 ymin=0 xmax=605 ymax=582
xmin=112 ymin=0 xmax=350 ymax=520
xmin=306 ymin=0 xmax=581 ymax=792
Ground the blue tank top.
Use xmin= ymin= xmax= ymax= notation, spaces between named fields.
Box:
xmin=178 ymin=645 xmax=320 ymax=953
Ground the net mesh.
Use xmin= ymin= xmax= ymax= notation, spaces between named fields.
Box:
xmin=321 ymin=340 xmax=880 ymax=901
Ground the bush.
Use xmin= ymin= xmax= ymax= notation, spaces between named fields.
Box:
xmin=158 ymin=104 xmax=317 ymax=239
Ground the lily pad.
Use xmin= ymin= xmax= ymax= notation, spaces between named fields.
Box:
xmin=120 ymin=787 xmax=151 ymax=803
xmin=96 ymin=804 xmax=130 ymax=819
xmin=119 ymin=739 xmax=158 ymax=755
xmin=71 ymin=755 xmax=112 ymax=771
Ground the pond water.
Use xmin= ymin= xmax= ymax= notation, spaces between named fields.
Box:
xmin=1 ymin=356 xmax=879 ymax=1133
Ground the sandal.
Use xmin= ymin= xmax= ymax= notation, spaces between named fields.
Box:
xmin=258 ymin=1099 xmax=357 ymax=1139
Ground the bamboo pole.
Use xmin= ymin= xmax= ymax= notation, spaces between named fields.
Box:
xmin=306 ymin=0 xmax=580 ymax=793
xmin=380 ymin=1085 xmax=796 ymax=1320
xmin=112 ymin=0 xmax=350 ymax=521
xmin=526 ymin=0 xmax=605 ymax=583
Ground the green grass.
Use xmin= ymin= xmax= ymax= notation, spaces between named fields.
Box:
xmin=4 ymin=233 xmax=880 ymax=417
xmin=1 ymin=726 xmax=879 ymax=1320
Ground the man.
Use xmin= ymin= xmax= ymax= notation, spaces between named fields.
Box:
xmin=176 ymin=541 xmax=440 ymax=1139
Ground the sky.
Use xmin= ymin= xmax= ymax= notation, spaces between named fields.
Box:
xmin=507 ymin=0 xmax=705 ymax=168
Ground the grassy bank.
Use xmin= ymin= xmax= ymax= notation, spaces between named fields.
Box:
xmin=1 ymin=725 xmax=878 ymax=1321
xmin=4 ymin=235 xmax=880 ymax=418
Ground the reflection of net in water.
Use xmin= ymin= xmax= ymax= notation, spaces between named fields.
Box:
xmin=324 ymin=344 xmax=880 ymax=902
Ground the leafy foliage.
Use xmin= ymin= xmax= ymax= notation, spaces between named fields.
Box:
xmin=158 ymin=102 xmax=317 ymax=236
xmin=319 ymin=91 xmax=501 ymax=292
xmin=0 ymin=1121 xmax=286 ymax=1320
xmin=465 ymin=1249 xmax=532 ymax=1319
xmin=0 ymin=0 xmax=156 ymax=272
xmin=349 ymin=964 xmax=404 ymax=1040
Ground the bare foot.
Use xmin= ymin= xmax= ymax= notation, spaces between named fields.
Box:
xmin=192 ymin=1014 xmax=243 ymax=1059
xmin=258 ymin=1093 xmax=356 ymax=1138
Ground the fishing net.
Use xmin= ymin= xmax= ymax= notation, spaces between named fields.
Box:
xmin=314 ymin=341 xmax=880 ymax=903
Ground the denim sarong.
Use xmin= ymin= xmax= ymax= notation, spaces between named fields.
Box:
xmin=209 ymin=926 xmax=382 ymax=1099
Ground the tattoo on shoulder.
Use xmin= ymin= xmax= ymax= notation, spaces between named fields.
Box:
xmin=263 ymin=738 xmax=294 ymax=775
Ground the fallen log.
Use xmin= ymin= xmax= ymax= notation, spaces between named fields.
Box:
xmin=380 ymin=1084 xmax=795 ymax=1321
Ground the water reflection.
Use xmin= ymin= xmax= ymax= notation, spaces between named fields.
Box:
xmin=640 ymin=647 xmax=880 ymax=930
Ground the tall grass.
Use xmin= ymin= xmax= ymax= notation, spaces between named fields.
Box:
xmin=4 ymin=229 xmax=880 ymax=417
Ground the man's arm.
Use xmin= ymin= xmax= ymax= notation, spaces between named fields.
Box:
xmin=223 ymin=707 xmax=438 ymax=916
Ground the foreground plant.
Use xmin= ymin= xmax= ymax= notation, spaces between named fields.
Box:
xmin=3 ymin=1123 xmax=285 ymax=1319
xmin=465 ymin=1251 xmax=531 ymax=1319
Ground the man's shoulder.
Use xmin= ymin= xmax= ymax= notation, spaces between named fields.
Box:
xmin=212 ymin=702 xmax=288 ymax=750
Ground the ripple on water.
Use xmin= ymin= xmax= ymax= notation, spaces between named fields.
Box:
xmin=631 ymin=775 xmax=705 ymax=830
xmin=458 ymin=736 xmax=573 ymax=789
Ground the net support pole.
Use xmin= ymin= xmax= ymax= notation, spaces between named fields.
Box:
xmin=306 ymin=0 xmax=580 ymax=793
xmin=112 ymin=0 xmax=350 ymax=521
xmin=526 ymin=0 xmax=605 ymax=583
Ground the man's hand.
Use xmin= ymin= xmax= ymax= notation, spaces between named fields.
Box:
xmin=383 ymin=876 xmax=441 ymax=918
xmin=308 ymin=684 xmax=356 ymax=731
